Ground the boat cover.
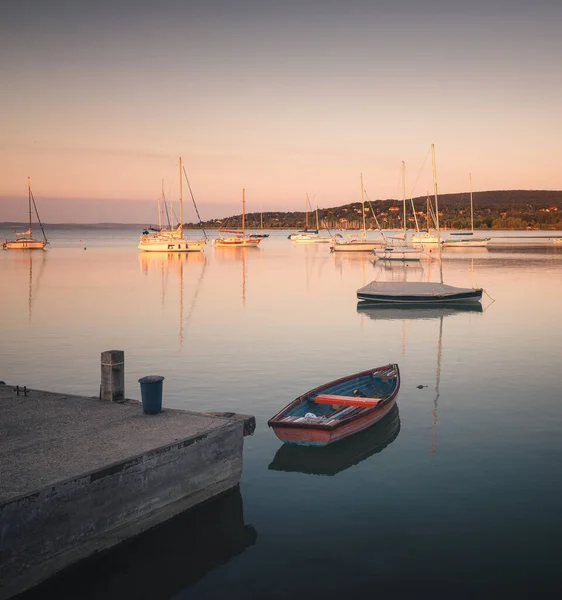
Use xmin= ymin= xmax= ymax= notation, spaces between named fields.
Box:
xmin=357 ymin=281 xmax=480 ymax=298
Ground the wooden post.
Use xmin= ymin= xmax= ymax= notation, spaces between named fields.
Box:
xmin=100 ymin=350 xmax=124 ymax=402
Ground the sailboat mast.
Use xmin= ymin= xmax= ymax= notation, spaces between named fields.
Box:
xmin=402 ymin=161 xmax=406 ymax=234
xmin=159 ymin=180 xmax=164 ymax=230
xmin=179 ymin=157 xmax=184 ymax=239
xmin=242 ymin=188 xmax=245 ymax=234
xmin=431 ymin=145 xmax=440 ymax=233
xmin=431 ymin=143 xmax=444 ymax=284
xmin=305 ymin=194 xmax=309 ymax=230
xmin=468 ymin=173 xmax=474 ymax=233
xmin=360 ymin=173 xmax=366 ymax=236
xmin=28 ymin=177 xmax=32 ymax=236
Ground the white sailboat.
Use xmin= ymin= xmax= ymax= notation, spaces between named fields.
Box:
xmin=288 ymin=194 xmax=320 ymax=241
xmin=357 ymin=145 xmax=484 ymax=304
xmin=374 ymin=162 xmax=423 ymax=261
xmin=138 ymin=157 xmax=207 ymax=253
xmin=213 ymin=188 xmax=262 ymax=248
xmin=331 ymin=174 xmax=386 ymax=252
xmin=443 ymin=173 xmax=491 ymax=247
xmin=292 ymin=202 xmax=332 ymax=243
xmin=411 ymin=192 xmax=442 ymax=245
xmin=3 ymin=178 xmax=48 ymax=250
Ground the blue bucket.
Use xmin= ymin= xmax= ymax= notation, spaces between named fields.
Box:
xmin=138 ymin=375 xmax=165 ymax=415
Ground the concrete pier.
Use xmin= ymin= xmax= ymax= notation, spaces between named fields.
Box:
xmin=0 ymin=384 xmax=255 ymax=600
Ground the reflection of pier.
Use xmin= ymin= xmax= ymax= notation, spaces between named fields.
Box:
xmin=17 ymin=486 xmax=256 ymax=600
xmin=269 ymin=404 xmax=400 ymax=476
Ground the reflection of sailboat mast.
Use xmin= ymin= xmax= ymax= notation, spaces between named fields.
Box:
xmin=431 ymin=144 xmax=444 ymax=285
xmin=28 ymin=254 xmax=33 ymax=321
xmin=242 ymin=250 xmax=246 ymax=306
xmin=27 ymin=252 xmax=47 ymax=322
xmin=179 ymin=258 xmax=184 ymax=346
xmin=184 ymin=257 xmax=208 ymax=333
xmin=431 ymin=314 xmax=443 ymax=457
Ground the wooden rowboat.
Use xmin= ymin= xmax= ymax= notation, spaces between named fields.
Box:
xmin=269 ymin=404 xmax=400 ymax=475
xmin=267 ymin=364 xmax=400 ymax=447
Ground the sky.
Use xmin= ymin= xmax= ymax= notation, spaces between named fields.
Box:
xmin=1 ymin=0 xmax=561 ymax=223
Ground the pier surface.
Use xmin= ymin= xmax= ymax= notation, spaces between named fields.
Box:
xmin=0 ymin=384 xmax=252 ymax=600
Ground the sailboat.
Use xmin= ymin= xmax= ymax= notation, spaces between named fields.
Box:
xmin=3 ymin=178 xmax=48 ymax=250
xmin=249 ymin=205 xmax=269 ymax=239
xmin=357 ymin=145 xmax=484 ymax=304
xmin=330 ymin=174 xmax=386 ymax=252
xmin=213 ymin=188 xmax=262 ymax=248
xmin=411 ymin=192 xmax=442 ymax=245
xmin=443 ymin=173 xmax=491 ymax=247
xmin=138 ymin=157 xmax=207 ymax=253
xmin=374 ymin=162 xmax=423 ymax=261
xmin=288 ymin=194 xmax=320 ymax=240
xmin=292 ymin=202 xmax=332 ymax=243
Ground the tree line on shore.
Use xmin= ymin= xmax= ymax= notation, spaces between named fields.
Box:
xmin=186 ymin=189 xmax=562 ymax=231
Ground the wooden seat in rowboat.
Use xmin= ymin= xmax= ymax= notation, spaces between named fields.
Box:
xmin=313 ymin=394 xmax=383 ymax=408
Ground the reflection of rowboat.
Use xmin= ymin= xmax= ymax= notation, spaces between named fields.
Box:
xmin=268 ymin=364 xmax=400 ymax=446
xmin=268 ymin=404 xmax=400 ymax=476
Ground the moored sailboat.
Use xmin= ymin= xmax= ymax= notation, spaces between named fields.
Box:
xmin=288 ymin=194 xmax=320 ymax=241
xmin=213 ymin=189 xmax=262 ymax=248
xmin=331 ymin=174 xmax=386 ymax=252
xmin=443 ymin=173 xmax=491 ymax=247
xmin=292 ymin=202 xmax=331 ymax=243
xmin=138 ymin=157 xmax=207 ymax=253
xmin=374 ymin=162 xmax=423 ymax=262
xmin=3 ymin=178 xmax=48 ymax=250
xmin=358 ymin=145 xmax=484 ymax=305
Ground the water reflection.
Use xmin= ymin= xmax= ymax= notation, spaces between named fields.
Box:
xmin=356 ymin=303 xmax=483 ymax=457
xmin=16 ymin=486 xmax=257 ymax=600
xmin=357 ymin=302 xmax=483 ymax=320
xmin=138 ymin=252 xmax=208 ymax=347
xmin=9 ymin=251 xmax=49 ymax=322
xmin=268 ymin=404 xmax=400 ymax=476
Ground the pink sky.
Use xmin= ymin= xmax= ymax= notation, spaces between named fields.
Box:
xmin=2 ymin=1 xmax=561 ymax=223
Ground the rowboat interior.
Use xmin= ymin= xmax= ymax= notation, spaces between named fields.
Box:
xmin=276 ymin=365 xmax=397 ymax=427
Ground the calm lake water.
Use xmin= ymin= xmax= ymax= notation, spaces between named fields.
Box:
xmin=2 ymin=227 xmax=562 ymax=599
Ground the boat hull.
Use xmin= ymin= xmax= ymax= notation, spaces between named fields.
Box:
xmin=3 ymin=238 xmax=47 ymax=250
xmin=442 ymin=238 xmax=490 ymax=248
xmin=292 ymin=235 xmax=332 ymax=243
xmin=268 ymin=364 xmax=400 ymax=447
xmin=271 ymin=399 xmax=397 ymax=446
xmin=138 ymin=237 xmax=206 ymax=252
xmin=373 ymin=247 xmax=422 ymax=261
xmin=330 ymin=240 xmax=385 ymax=252
xmin=213 ymin=237 xmax=261 ymax=248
